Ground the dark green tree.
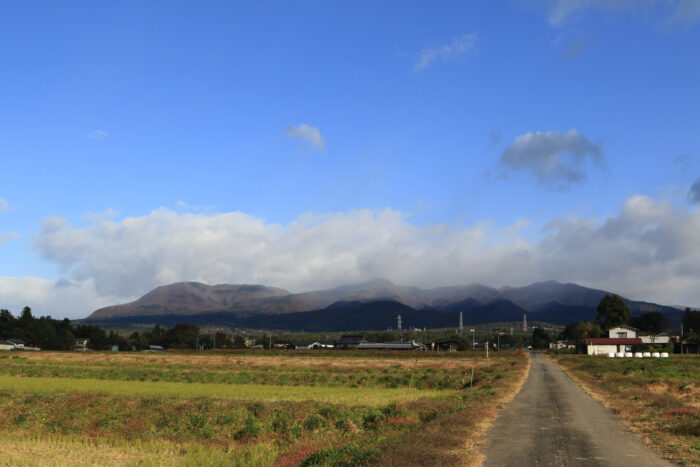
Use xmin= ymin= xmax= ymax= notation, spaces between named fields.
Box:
xmin=596 ymin=294 xmax=630 ymax=329
xmin=629 ymin=312 xmax=671 ymax=334
xmin=531 ymin=327 xmax=551 ymax=350
xmin=232 ymin=334 xmax=247 ymax=348
xmin=682 ymin=308 xmax=700 ymax=336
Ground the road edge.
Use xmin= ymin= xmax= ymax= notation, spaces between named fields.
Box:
xmin=471 ymin=353 xmax=532 ymax=466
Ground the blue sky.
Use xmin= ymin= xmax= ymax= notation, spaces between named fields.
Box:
xmin=1 ymin=1 xmax=700 ymax=318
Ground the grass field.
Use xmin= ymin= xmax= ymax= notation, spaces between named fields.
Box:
xmin=0 ymin=350 xmax=529 ymax=466
xmin=551 ymin=354 xmax=700 ymax=466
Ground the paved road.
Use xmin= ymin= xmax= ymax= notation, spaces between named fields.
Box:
xmin=482 ymin=353 xmax=673 ymax=467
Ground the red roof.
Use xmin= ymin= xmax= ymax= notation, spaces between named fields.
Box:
xmin=585 ymin=338 xmax=642 ymax=345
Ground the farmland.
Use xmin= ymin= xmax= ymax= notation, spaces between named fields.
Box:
xmin=551 ymin=354 xmax=700 ymax=466
xmin=0 ymin=350 xmax=528 ymax=466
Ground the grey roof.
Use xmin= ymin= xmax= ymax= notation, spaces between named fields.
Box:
xmin=356 ymin=342 xmax=424 ymax=350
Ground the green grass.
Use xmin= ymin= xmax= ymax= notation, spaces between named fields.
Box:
xmin=0 ymin=355 xmax=466 ymax=389
xmin=0 ymin=374 xmax=450 ymax=406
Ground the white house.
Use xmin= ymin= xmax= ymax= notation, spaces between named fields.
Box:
xmin=0 ymin=340 xmax=17 ymax=351
xmin=585 ymin=337 xmax=642 ymax=355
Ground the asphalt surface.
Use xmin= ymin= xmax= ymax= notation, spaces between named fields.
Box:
xmin=481 ymin=353 xmax=673 ymax=467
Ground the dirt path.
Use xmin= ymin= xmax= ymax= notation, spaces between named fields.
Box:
xmin=481 ymin=353 xmax=673 ymax=467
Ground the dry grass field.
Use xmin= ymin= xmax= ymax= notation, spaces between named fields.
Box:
xmin=0 ymin=350 xmax=528 ymax=466
xmin=551 ymin=354 xmax=700 ymax=466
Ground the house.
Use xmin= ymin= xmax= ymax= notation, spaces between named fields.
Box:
xmin=551 ymin=340 xmax=576 ymax=350
xmin=6 ymin=338 xmax=25 ymax=350
xmin=431 ymin=339 xmax=460 ymax=351
xmin=0 ymin=340 xmax=17 ymax=351
xmin=273 ymin=340 xmax=295 ymax=350
xmin=586 ymin=326 xmax=639 ymax=355
xmin=587 ymin=325 xmax=678 ymax=355
xmin=336 ymin=335 xmax=366 ymax=349
xmin=295 ymin=341 xmax=322 ymax=350
xmin=75 ymin=338 xmax=89 ymax=351
xmin=585 ymin=337 xmax=642 ymax=355
xmin=639 ymin=333 xmax=675 ymax=345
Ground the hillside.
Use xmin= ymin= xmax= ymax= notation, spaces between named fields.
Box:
xmin=85 ymin=278 xmax=683 ymax=329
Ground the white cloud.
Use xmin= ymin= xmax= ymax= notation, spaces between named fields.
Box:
xmin=285 ymin=124 xmax=325 ymax=152
xmin=19 ymin=196 xmax=700 ymax=317
xmin=415 ymin=33 xmax=478 ymax=71
xmin=87 ymin=129 xmax=108 ymax=140
xmin=547 ymin=0 xmax=700 ymax=27
xmin=498 ymin=129 xmax=604 ymax=190
xmin=0 ymin=276 xmax=121 ymax=320
xmin=666 ymin=0 xmax=700 ymax=25
xmin=0 ymin=198 xmax=9 ymax=213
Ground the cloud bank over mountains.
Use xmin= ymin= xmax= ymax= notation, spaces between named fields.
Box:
xmin=0 ymin=193 xmax=695 ymax=318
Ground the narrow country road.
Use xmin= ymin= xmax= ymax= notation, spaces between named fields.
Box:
xmin=481 ymin=353 xmax=673 ymax=467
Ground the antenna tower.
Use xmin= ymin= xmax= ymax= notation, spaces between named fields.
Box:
xmin=397 ymin=314 xmax=402 ymax=331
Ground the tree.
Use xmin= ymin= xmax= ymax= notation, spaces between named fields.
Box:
xmin=596 ymin=294 xmax=630 ymax=329
xmin=531 ymin=327 xmax=551 ymax=350
xmin=682 ymin=308 xmax=700 ymax=336
xmin=629 ymin=312 xmax=671 ymax=334
xmin=232 ymin=334 xmax=247 ymax=348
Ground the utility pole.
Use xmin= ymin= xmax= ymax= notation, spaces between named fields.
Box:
xmin=459 ymin=312 xmax=463 ymax=335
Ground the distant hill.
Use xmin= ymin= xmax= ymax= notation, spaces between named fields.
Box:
xmin=85 ymin=278 xmax=684 ymax=329
xmin=90 ymin=282 xmax=291 ymax=318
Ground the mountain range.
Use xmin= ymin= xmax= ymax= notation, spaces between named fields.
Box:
xmin=84 ymin=279 xmax=684 ymax=331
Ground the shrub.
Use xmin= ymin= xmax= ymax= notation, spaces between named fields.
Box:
xmin=303 ymin=415 xmax=325 ymax=431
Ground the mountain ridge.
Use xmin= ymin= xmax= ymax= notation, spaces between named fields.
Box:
xmin=87 ymin=279 xmax=681 ymax=328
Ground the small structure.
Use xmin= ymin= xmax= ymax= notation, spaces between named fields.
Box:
xmin=273 ymin=340 xmax=294 ymax=350
xmin=356 ymin=340 xmax=426 ymax=351
xmin=551 ymin=340 xmax=576 ymax=350
xmin=0 ymin=340 xmax=18 ymax=351
xmin=432 ymin=339 xmax=460 ymax=351
xmin=6 ymin=338 xmax=25 ymax=350
xmin=75 ymin=338 xmax=89 ymax=351
xmin=295 ymin=340 xmax=322 ymax=350
xmin=336 ymin=335 xmax=366 ymax=349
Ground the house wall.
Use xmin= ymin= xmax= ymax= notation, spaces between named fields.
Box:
xmin=608 ymin=327 xmax=637 ymax=338
xmin=640 ymin=336 xmax=671 ymax=344
xmin=587 ymin=344 xmax=618 ymax=355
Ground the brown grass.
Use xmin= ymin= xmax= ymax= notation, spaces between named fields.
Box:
xmin=18 ymin=351 xmax=489 ymax=370
xmin=374 ymin=354 xmax=530 ymax=467
xmin=551 ymin=354 xmax=700 ymax=466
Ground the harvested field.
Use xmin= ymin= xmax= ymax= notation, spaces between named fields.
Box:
xmin=0 ymin=351 xmax=528 ymax=466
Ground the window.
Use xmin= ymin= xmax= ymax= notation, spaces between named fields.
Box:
xmin=616 ymin=332 xmax=627 ymax=338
